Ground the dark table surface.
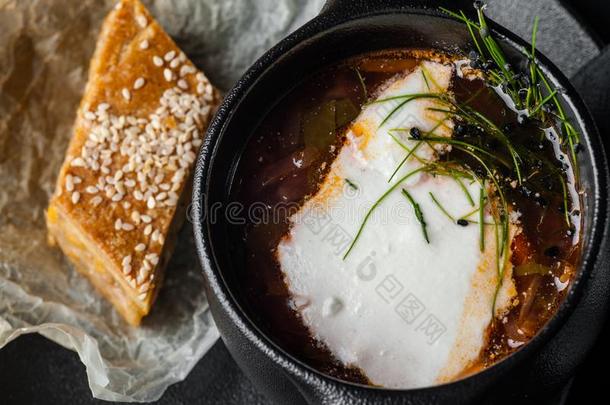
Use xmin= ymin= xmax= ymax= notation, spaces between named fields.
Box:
xmin=1 ymin=1 xmax=609 ymax=404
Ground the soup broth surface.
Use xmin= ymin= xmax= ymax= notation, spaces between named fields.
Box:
xmin=231 ymin=50 xmax=582 ymax=385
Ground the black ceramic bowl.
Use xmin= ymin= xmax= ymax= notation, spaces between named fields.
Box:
xmin=192 ymin=0 xmax=610 ymax=403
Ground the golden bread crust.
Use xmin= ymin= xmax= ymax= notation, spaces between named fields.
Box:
xmin=47 ymin=0 xmax=221 ymax=325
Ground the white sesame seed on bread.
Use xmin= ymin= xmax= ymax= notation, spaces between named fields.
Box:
xmin=46 ymin=0 xmax=220 ymax=326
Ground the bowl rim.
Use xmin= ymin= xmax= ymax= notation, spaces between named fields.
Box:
xmin=192 ymin=4 xmax=609 ymax=395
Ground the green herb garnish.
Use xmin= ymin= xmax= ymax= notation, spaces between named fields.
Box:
xmin=421 ymin=70 xmax=431 ymax=91
xmin=377 ymin=93 xmax=445 ymax=127
xmin=429 ymin=192 xmax=455 ymax=222
xmin=343 ymin=166 xmax=426 ymax=259
xmin=388 ymin=133 xmax=427 ymax=166
xmin=402 ymin=189 xmax=430 ymax=243
xmin=439 ymin=5 xmax=581 ymax=170
xmin=456 ymin=145 xmax=509 ymax=258
xmin=559 ymin=174 xmax=570 ymax=227
xmin=378 ymin=89 xmax=523 ymax=180
xmin=341 ymin=4 xmax=578 ymax=322
xmin=415 ymin=134 xmax=512 ymax=169
xmin=388 ymin=139 xmax=426 ymax=183
xmin=427 ymin=103 xmax=523 ymax=183
xmin=479 ymin=182 xmax=486 ymax=251
xmin=388 ymin=118 xmax=449 ymax=182
xmin=345 ymin=178 xmax=359 ymax=190
xmin=452 ymin=173 xmax=475 ymax=206
xmin=354 ymin=67 xmax=367 ymax=100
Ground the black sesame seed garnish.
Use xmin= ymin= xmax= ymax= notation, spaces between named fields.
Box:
xmin=455 ymin=123 xmax=467 ymax=137
xmin=534 ymin=195 xmax=548 ymax=207
xmin=517 ymin=114 xmax=529 ymax=125
xmin=457 ymin=219 xmax=469 ymax=227
xmin=485 ymin=139 xmax=500 ymax=151
xmin=544 ymin=246 xmax=560 ymax=258
xmin=520 ymin=74 xmax=531 ymax=87
xmin=474 ymin=167 xmax=486 ymax=179
xmin=410 ymin=127 xmax=422 ymax=140
xmin=542 ymin=103 xmax=556 ymax=113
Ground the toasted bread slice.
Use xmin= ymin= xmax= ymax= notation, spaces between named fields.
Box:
xmin=46 ymin=0 xmax=220 ymax=325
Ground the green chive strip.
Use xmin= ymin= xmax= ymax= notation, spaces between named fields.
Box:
xmin=420 ymin=64 xmax=442 ymax=90
xmin=461 ymin=207 xmax=480 ymax=220
xmin=414 ymin=134 xmax=512 ymax=169
xmin=461 ymin=10 xmax=484 ymax=56
xmin=343 ymin=166 xmax=426 ymax=260
xmin=479 ymin=183 xmax=486 ymax=252
xmin=387 ymin=116 xmax=449 ymax=183
xmin=345 ymin=178 xmax=359 ymax=190
xmin=536 ymin=65 xmax=580 ymax=167
xmin=425 ymin=103 xmax=523 ymax=181
xmin=379 ymin=94 xmax=446 ymax=127
xmin=454 ymin=145 xmax=508 ymax=257
xmin=389 ymin=133 xmax=427 ymax=165
xmin=559 ymin=175 xmax=571 ymax=227
xmin=388 ymin=141 xmax=425 ymax=183
xmin=526 ymin=16 xmax=541 ymax=112
xmin=429 ymin=192 xmax=455 ymax=222
xmin=402 ymin=189 xmax=430 ymax=243
xmin=388 ymin=114 xmax=451 ymax=179
xmin=529 ymin=89 xmax=558 ymax=116
xmin=354 ymin=67 xmax=367 ymax=100
xmin=441 ymin=5 xmax=580 ymax=176
xmin=451 ymin=174 xmax=475 ymax=206
xmin=421 ymin=70 xmax=431 ymax=91
xmin=368 ymin=92 xmax=445 ymax=105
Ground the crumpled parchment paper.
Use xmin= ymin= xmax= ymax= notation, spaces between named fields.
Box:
xmin=0 ymin=0 xmax=323 ymax=402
